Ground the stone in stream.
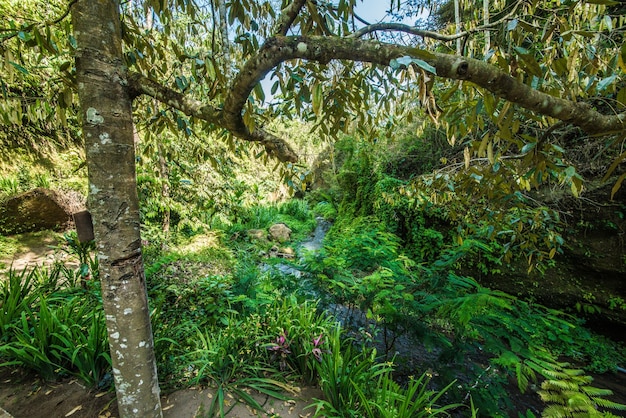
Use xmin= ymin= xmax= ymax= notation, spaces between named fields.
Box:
xmin=269 ymin=223 xmax=292 ymax=243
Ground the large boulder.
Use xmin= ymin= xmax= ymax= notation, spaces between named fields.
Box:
xmin=0 ymin=188 xmax=85 ymax=235
xmin=268 ymin=223 xmax=292 ymax=243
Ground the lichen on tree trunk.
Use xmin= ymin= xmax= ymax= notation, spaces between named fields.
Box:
xmin=71 ymin=1 xmax=162 ymax=417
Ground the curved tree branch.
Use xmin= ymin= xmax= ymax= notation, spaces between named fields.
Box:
xmin=229 ymin=35 xmax=625 ymax=136
xmin=274 ymin=0 xmax=307 ymax=36
xmin=127 ymin=73 xmax=298 ymax=162
xmin=348 ymin=0 xmax=521 ymax=41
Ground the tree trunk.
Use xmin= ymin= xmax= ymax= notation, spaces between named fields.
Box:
xmin=71 ymin=1 xmax=163 ymax=417
xmin=483 ymin=0 xmax=490 ymax=55
xmin=218 ymin=0 xmax=231 ymax=77
xmin=454 ymin=0 xmax=462 ymax=55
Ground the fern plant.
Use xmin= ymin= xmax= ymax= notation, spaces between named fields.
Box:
xmin=538 ymin=362 xmax=626 ymax=417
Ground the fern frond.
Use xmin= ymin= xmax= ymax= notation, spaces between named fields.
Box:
xmin=542 ymin=379 xmax=579 ymax=391
xmin=565 ymin=393 xmax=595 ymax=409
xmin=541 ymin=404 xmax=569 ymax=417
xmin=538 ymin=390 xmax=566 ymax=404
xmin=581 ymin=386 xmax=613 ymax=397
xmin=593 ymin=397 xmax=626 ymax=410
xmin=540 ymin=368 xmax=569 ymax=380
xmin=517 ymin=363 xmax=530 ymax=392
xmin=562 ymin=368 xmax=585 ymax=377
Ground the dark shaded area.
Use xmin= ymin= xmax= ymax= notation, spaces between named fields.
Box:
xmin=0 ymin=188 xmax=84 ymax=235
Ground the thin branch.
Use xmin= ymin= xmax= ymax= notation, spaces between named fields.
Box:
xmin=352 ymin=11 xmax=371 ymax=27
xmin=0 ymin=0 xmax=78 ymax=42
xmin=274 ymin=0 xmax=307 ymax=36
xmin=348 ymin=0 xmax=522 ymax=41
xmin=128 ymin=73 xmax=222 ymax=122
xmin=128 ymin=73 xmax=298 ymax=162
xmin=53 ymin=0 xmax=79 ymax=25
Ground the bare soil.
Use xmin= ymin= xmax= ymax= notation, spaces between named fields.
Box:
xmin=0 ymin=231 xmax=76 ymax=273
xmin=0 ymin=367 xmax=321 ymax=418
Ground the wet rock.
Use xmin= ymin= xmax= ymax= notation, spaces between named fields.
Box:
xmin=269 ymin=223 xmax=292 ymax=243
xmin=0 ymin=188 xmax=85 ymax=235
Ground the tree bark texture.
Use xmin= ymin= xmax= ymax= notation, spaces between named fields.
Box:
xmin=71 ymin=1 xmax=162 ymax=417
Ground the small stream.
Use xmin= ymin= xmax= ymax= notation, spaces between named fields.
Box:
xmin=261 ymin=217 xmax=626 ymax=413
xmin=260 ymin=217 xmax=331 ymax=279
xmin=300 ymin=217 xmax=332 ymax=253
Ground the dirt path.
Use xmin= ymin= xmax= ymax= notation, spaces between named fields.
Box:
xmin=0 ymin=367 xmax=320 ymax=418
xmin=0 ymin=231 xmax=77 ymax=273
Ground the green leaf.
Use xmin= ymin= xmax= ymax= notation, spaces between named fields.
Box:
xmin=611 ymin=172 xmax=626 ymax=200
xmin=617 ymin=88 xmax=626 ymax=108
xmin=253 ymin=83 xmax=265 ymax=103
xmin=18 ymin=31 xmax=32 ymax=42
xmin=521 ymin=142 xmax=536 ymax=154
xmin=513 ymin=46 xmax=530 ymax=55
xmin=412 ymin=58 xmax=437 ymax=75
xmin=175 ymin=76 xmax=188 ymax=91
xmin=596 ymin=74 xmax=617 ymax=92
xmin=9 ymin=61 xmax=29 ymax=74
xmin=507 ymin=19 xmax=518 ymax=31
xmin=312 ymin=82 xmax=323 ymax=116
xmin=68 ymin=35 xmax=77 ymax=49
xmin=584 ymin=0 xmax=618 ymax=4
xmin=395 ymin=56 xmax=413 ymax=67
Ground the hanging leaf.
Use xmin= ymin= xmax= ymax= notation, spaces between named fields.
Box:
xmin=611 ymin=172 xmax=626 ymax=200
xmin=521 ymin=142 xmax=536 ymax=154
xmin=253 ymin=83 xmax=265 ymax=103
xmin=412 ymin=58 xmax=437 ymax=75
xmin=596 ymin=74 xmax=617 ymax=92
xmin=616 ymin=88 xmax=626 ymax=108
xmin=312 ymin=82 xmax=323 ymax=116
xmin=9 ymin=61 xmax=29 ymax=74
xmin=67 ymin=34 xmax=77 ymax=49
xmin=602 ymin=149 xmax=626 ymax=181
xmin=18 ymin=31 xmax=32 ymax=42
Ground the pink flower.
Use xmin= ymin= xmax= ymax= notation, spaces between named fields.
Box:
xmin=267 ymin=330 xmax=290 ymax=354
xmin=312 ymin=334 xmax=324 ymax=361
